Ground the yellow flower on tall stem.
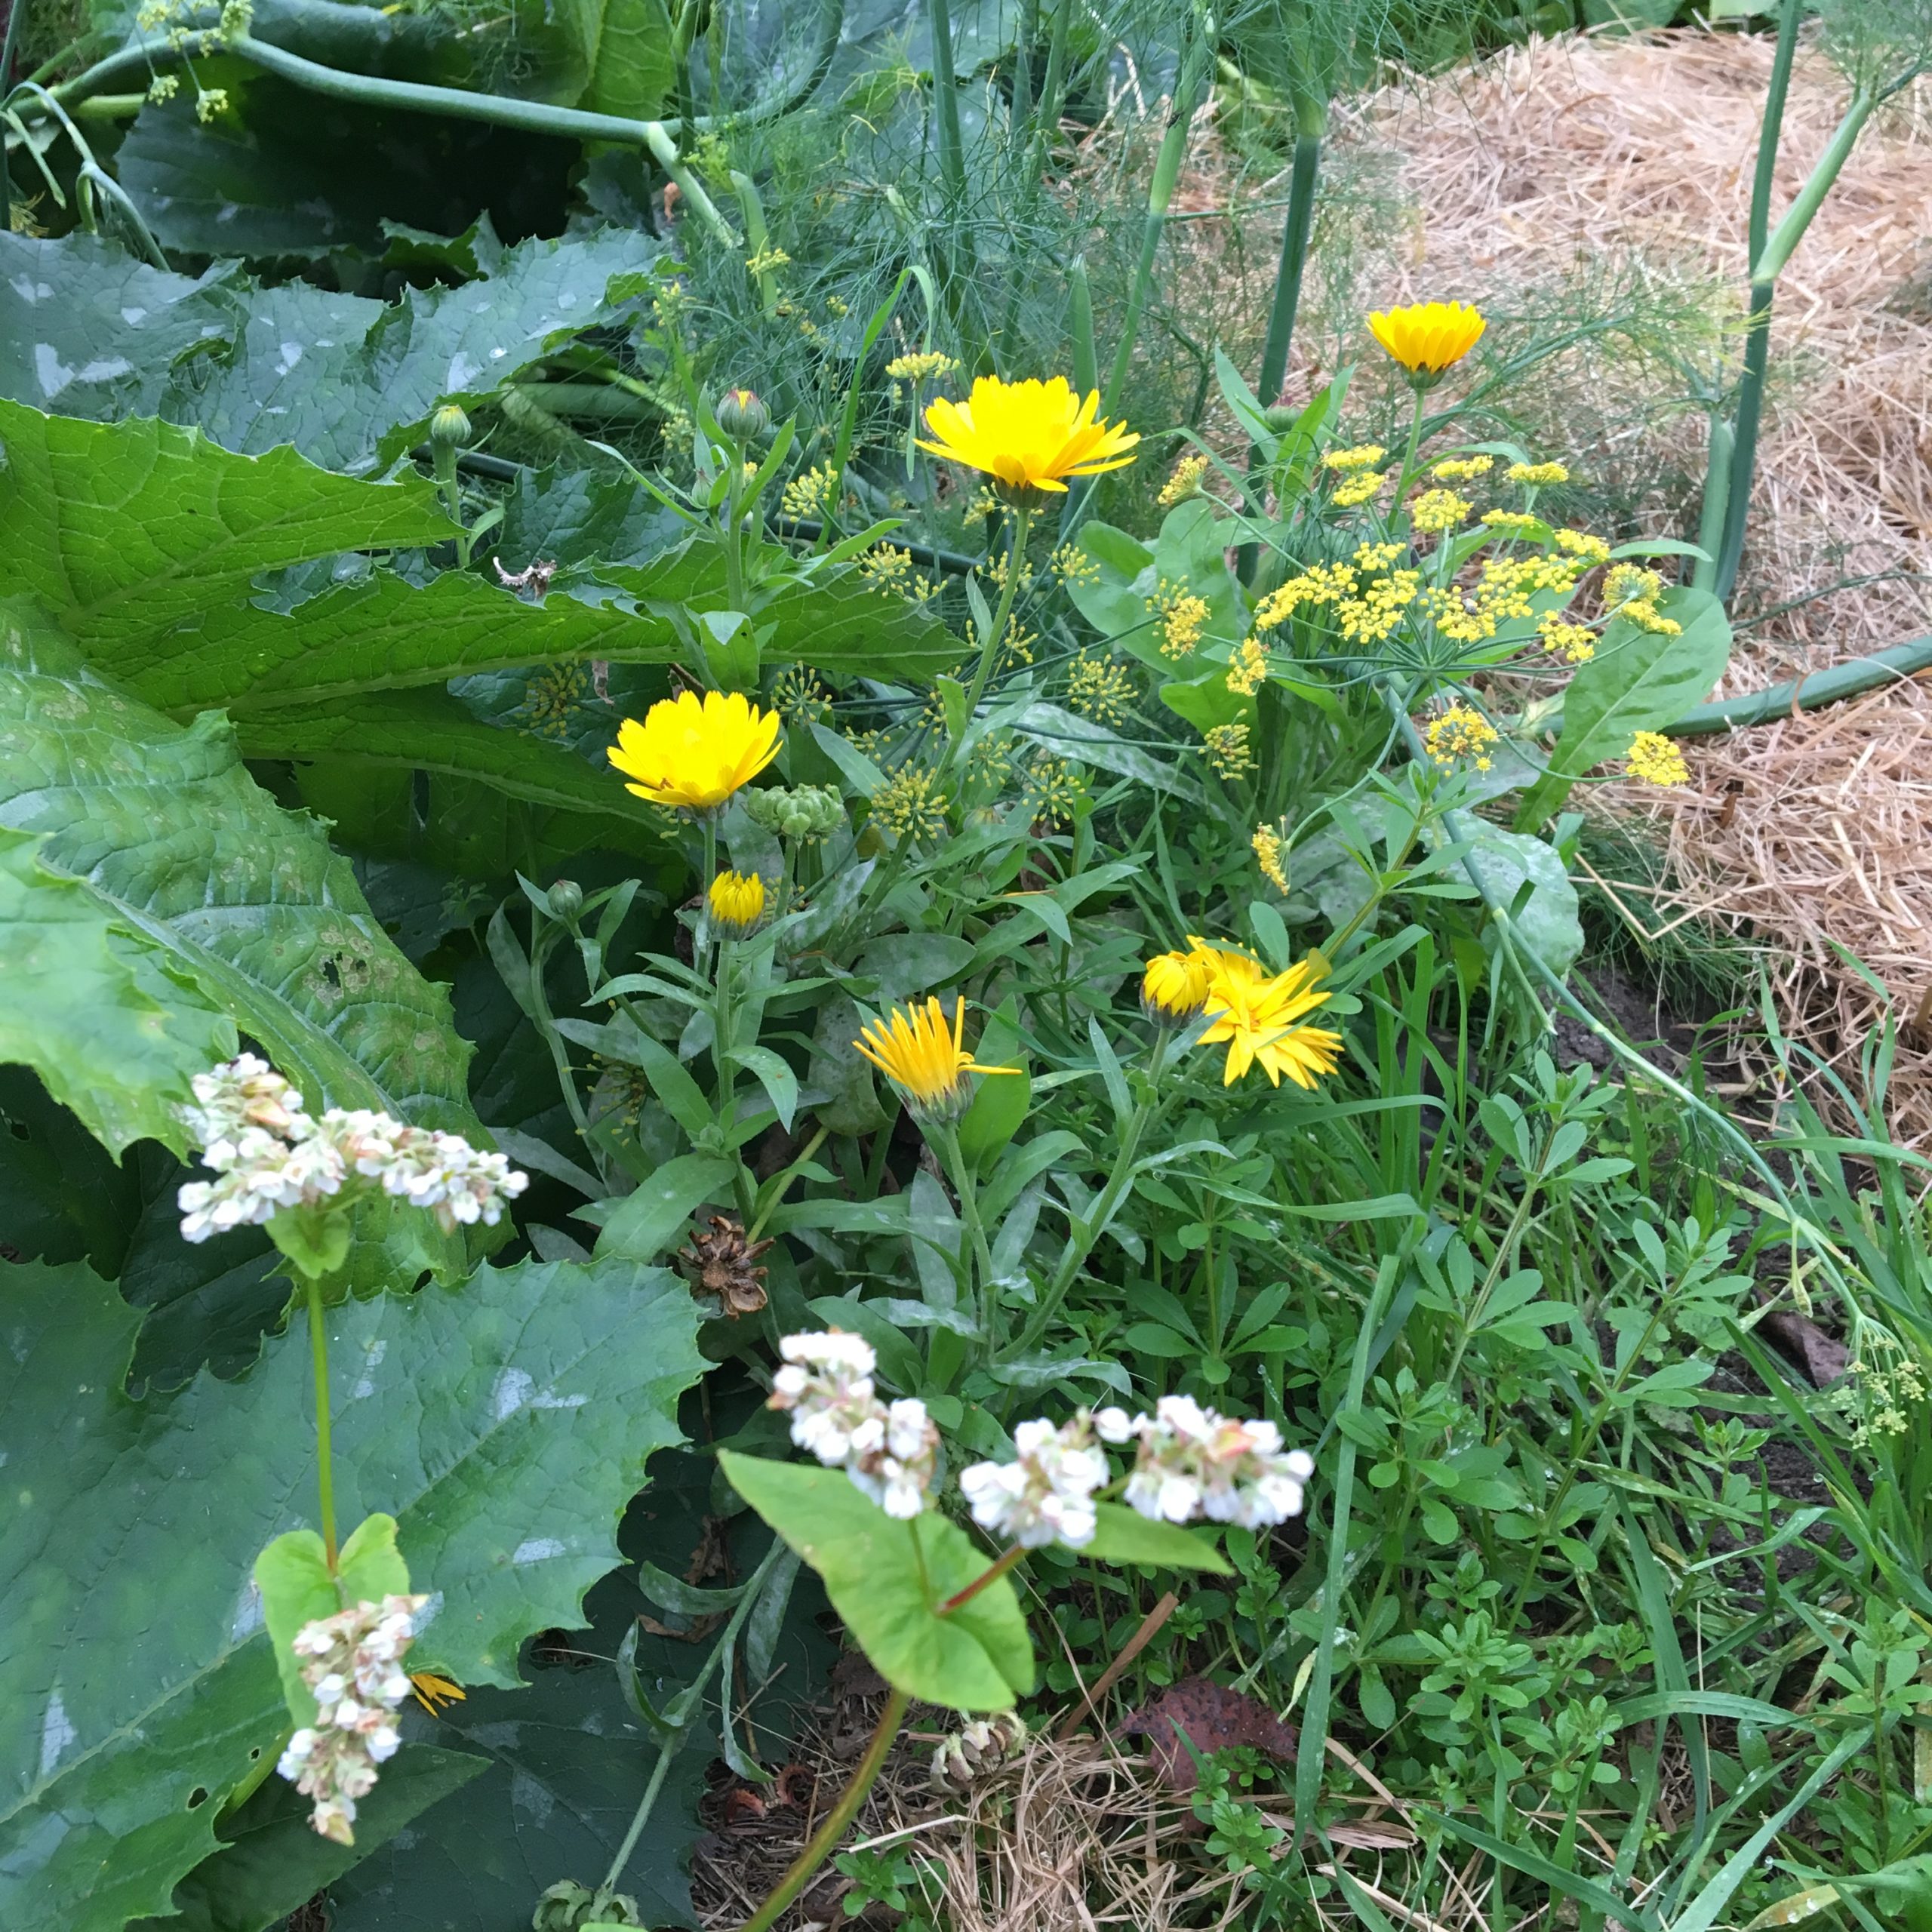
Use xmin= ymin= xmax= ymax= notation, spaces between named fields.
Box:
xmin=1367 ymin=301 xmax=1487 ymax=387
xmin=918 ymin=376 xmax=1139 ymax=505
xmin=1188 ymin=943 xmax=1343 ymax=1089
xmin=608 ymin=691 xmax=782 ymax=812
xmin=853 ymin=997 xmax=1019 ymax=1119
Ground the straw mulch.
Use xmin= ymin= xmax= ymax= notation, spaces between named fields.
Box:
xmin=692 ymin=1705 xmax=1228 ymax=1932
xmin=1348 ymin=29 xmax=1932 ymax=1142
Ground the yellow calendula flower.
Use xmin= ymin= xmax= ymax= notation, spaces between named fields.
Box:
xmin=411 ymin=1672 xmax=466 ymax=1716
xmin=608 ymin=691 xmax=782 ymax=812
xmin=854 ymin=997 xmax=1020 ymax=1118
xmin=1624 ymin=731 xmax=1690 ymax=787
xmin=1190 ymin=946 xmax=1343 ymax=1090
xmin=1367 ymin=301 xmax=1486 ymax=386
xmin=709 ymin=869 xmax=767 ymax=937
xmin=1142 ymin=948 xmax=1213 ymax=1023
xmin=1252 ymin=824 xmax=1289 ymax=892
xmin=918 ymin=375 xmax=1139 ymax=504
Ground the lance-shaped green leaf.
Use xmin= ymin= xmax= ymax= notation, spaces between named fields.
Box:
xmin=1513 ymin=587 xmax=1732 ymax=832
xmin=0 ymin=600 xmax=476 ymax=1134
xmin=0 ymin=1253 xmax=704 ymax=1932
xmin=719 ymin=1452 xmax=1033 ymax=1713
xmin=0 ymin=824 xmax=235 ymax=1157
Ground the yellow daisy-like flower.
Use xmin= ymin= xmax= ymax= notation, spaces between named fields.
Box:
xmin=709 ymin=869 xmax=767 ymax=937
xmin=918 ymin=376 xmax=1139 ymax=504
xmin=1367 ymin=301 xmax=1486 ymax=386
xmin=853 ymin=997 xmax=1020 ymax=1119
xmin=1624 ymin=731 xmax=1689 ymax=788
xmin=1142 ymin=948 xmax=1213 ymax=1023
xmin=608 ymin=691 xmax=782 ymax=813
xmin=1189 ymin=945 xmax=1343 ymax=1090
xmin=411 ymin=1672 xmax=466 ymax=1717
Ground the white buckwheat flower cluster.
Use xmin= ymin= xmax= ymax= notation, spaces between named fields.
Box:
xmin=959 ymin=1415 xmax=1110 ymax=1549
xmin=767 ymin=1332 xmax=939 ymax=1518
xmin=276 ymin=1593 xmax=428 ymax=1844
xmin=1097 ymin=1395 xmax=1313 ymax=1528
xmin=177 ymin=1055 xmax=527 ymax=1241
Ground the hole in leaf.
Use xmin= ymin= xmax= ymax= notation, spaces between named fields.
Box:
xmin=8 ymin=1121 xmax=28 ymax=1140
xmin=186 ymin=1786 xmax=208 ymax=1809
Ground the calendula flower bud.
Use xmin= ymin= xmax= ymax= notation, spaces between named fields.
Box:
xmin=715 ymin=387 xmax=770 ymax=440
xmin=546 ymin=878 xmax=585 ymax=921
xmin=708 ymin=869 xmax=768 ymax=938
xmin=429 ymin=403 xmax=472 ymax=450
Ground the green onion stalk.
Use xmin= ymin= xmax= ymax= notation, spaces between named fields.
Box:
xmin=1697 ymin=0 xmax=1926 ymax=601
xmin=1057 ymin=8 xmax=1211 ymax=546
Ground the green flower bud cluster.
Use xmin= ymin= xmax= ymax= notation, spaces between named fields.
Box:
xmin=743 ymin=783 xmax=842 ymax=844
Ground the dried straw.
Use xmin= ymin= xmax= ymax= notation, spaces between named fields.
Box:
xmin=1341 ymin=28 xmax=1932 ymax=1139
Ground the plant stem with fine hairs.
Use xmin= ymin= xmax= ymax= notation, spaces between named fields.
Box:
xmin=306 ymin=1276 xmax=339 ymax=1572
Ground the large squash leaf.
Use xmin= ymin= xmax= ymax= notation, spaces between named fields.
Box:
xmin=0 ymin=228 xmax=664 ymax=473
xmin=129 ymin=1743 xmax=488 ymax=1932
xmin=0 ymin=402 xmax=961 ymax=714
xmin=0 ymin=825 xmax=235 ymax=1157
xmin=0 ymin=599 xmax=475 ymax=1131
xmin=0 ymin=1254 xmax=704 ymax=1932
xmin=328 ymin=1444 xmax=838 ymax=1932
xmin=0 ymin=397 xmax=451 ymax=652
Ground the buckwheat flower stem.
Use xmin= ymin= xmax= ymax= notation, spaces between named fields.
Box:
xmin=731 ymin=1685 xmax=911 ymax=1932
xmin=936 ymin=1543 xmax=1025 ymax=1616
xmin=306 ymin=1275 xmax=340 ymax=1574
xmin=605 ymin=1534 xmax=789 ymax=1894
